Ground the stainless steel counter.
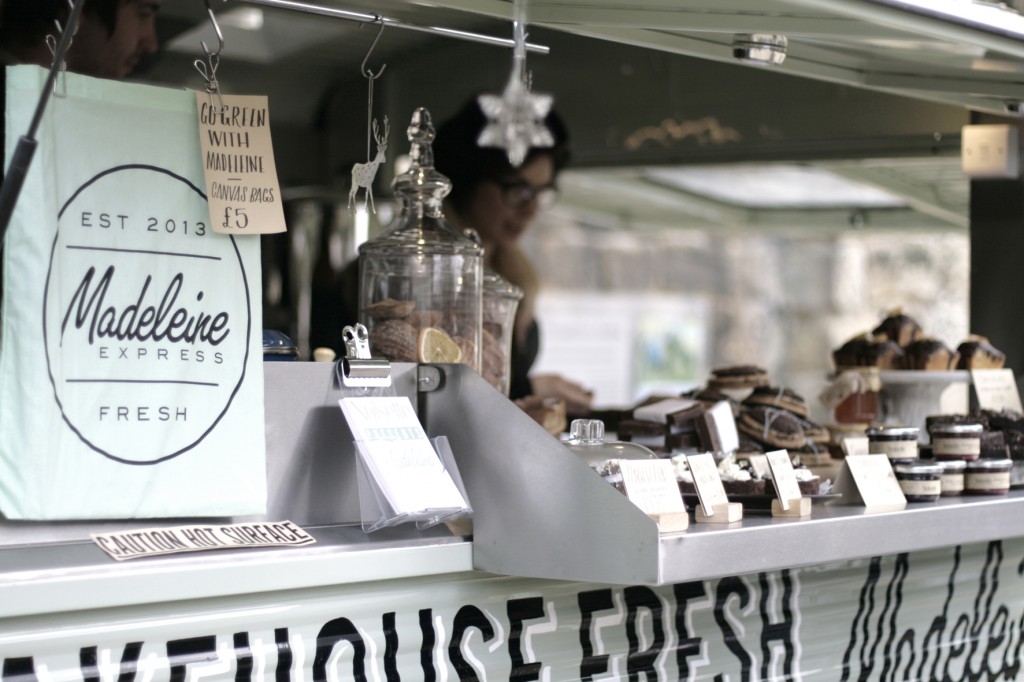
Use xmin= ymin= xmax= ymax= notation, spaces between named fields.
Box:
xmin=2 ymin=362 xmax=1023 ymax=620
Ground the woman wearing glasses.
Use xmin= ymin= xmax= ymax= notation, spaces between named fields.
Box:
xmin=434 ymin=98 xmax=594 ymax=415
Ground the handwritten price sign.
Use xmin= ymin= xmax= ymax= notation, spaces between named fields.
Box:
xmin=195 ymin=93 xmax=286 ymax=235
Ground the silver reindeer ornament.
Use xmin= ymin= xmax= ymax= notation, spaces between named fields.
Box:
xmin=349 ymin=116 xmax=390 ymax=213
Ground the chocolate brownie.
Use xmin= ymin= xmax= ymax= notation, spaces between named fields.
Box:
xmin=956 ymin=336 xmax=1006 ymax=370
xmin=872 ymin=310 xmax=923 ymax=348
xmin=743 ymin=386 xmax=809 ymax=418
xmin=902 ymin=338 xmax=959 ymax=371
xmin=708 ymin=365 xmax=770 ymax=389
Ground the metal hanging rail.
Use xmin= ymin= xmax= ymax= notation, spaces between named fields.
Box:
xmin=227 ymin=0 xmax=551 ymax=54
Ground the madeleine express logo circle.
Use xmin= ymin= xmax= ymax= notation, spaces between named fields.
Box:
xmin=42 ymin=165 xmax=252 ymax=465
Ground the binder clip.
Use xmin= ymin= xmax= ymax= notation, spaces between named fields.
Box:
xmin=339 ymin=323 xmax=392 ymax=388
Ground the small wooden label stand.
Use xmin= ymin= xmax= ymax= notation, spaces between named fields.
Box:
xmin=687 ymin=453 xmax=743 ymax=524
xmin=618 ymin=459 xmax=689 ymax=532
xmin=766 ymin=450 xmax=811 ymax=518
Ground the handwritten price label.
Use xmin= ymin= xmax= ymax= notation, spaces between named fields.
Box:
xmin=971 ymin=369 xmax=1023 ymax=413
xmin=195 ymin=93 xmax=286 ymax=235
xmin=223 ymin=206 xmax=250 ymax=231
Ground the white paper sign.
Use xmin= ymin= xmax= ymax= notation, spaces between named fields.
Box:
xmin=831 ymin=455 xmax=907 ymax=512
xmin=766 ymin=450 xmax=801 ymax=510
xmin=687 ymin=452 xmax=729 ymax=516
xmin=971 ymin=369 xmax=1024 ymax=413
xmin=746 ymin=454 xmax=771 ymax=480
xmin=338 ymin=397 xmax=467 ymax=515
xmin=705 ymin=401 xmax=740 ymax=454
xmin=618 ymin=459 xmax=688 ymax=516
xmin=92 ymin=520 xmax=315 ymax=561
xmin=842 ymin=435 xmax=870 ymax=458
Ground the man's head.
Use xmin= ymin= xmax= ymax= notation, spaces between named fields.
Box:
xmin=1 ymin=0 xmax=160 ymax=80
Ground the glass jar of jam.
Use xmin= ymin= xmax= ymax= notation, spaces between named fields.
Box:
xmin=894 ymin=462 xmax=943 ymax=502
xmin=867 ymin=426 xmax=920 ymax=461
xmin=929 ymin=423 xmax=983 ymax=461
xmin=937 ymin=459 xmax=965 ymax=497
xmin=964 ymin=458 xmax=1012 ymax=495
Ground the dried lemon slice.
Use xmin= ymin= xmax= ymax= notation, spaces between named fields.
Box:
xmin=417 ymin=327 xmax=463 ymax=363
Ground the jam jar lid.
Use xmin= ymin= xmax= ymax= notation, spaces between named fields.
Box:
xmin=867 ymin=426 xmax=919 ymax=440
xmin=937 ymin=459 xmax=966 ymax=472
xmin=965 ymin=458 xmax=1012 ymax=470
xmin=929 ymin=423 xmax=984 ymax=435
xmin=894 ymin=462 xmax=943 ymax=476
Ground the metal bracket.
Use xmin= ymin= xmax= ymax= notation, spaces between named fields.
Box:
xmin=417 ymin=365 xmax=443 ymax=393
xmin=339 ymin=324 xmax=392 ymax=388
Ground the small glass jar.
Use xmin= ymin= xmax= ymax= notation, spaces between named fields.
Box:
xmin=964 ymin=458 xmax=1012 ymax=495
xmin=894 ymin=462 xmax=943 ymax=502
xmin=930 ymin=423 xmax=983 ymax=461
xmin=867 ymin=426 xmax=920 ymax=461
xmin=937 ymin=459 xmax=966 ymax=497
xmin=481 ymin=268 xmax=522 ymax=396
xmin=834 ymin=391 xmax=880 ymax=424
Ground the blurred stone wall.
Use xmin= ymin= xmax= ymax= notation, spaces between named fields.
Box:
xmin=522 ymin=215 xmax=969 ymax=421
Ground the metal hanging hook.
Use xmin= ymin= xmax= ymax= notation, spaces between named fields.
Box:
xmin=201 ymin=0 xmax=225 ymax=59
xmin=360 ymin=16 xmax=387 ymax=80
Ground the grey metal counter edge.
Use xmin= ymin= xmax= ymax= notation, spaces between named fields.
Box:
xmin=2 ymin=362 xmax=1022 ymax=620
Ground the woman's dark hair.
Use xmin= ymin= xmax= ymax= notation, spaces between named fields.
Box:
xmin=434 ymin=96 xmax=571 ymax=215
xmin=0 ymin=0 xmax=120 ymax=53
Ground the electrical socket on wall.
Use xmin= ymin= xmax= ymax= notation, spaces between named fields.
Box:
xmin=961 ymin=124 xmax=1020 ymax=179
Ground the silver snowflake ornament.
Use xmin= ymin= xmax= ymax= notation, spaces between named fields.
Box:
xmin=477 ymin=70 xmax=554 ymax=167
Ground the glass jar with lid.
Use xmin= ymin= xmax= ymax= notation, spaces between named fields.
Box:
xmin=481 ymin=268 xmax=523 ymax=396
xmin=566 ymin=419 xmax=657 ymax=470
xmin=358 ymin=107 xmax=483 ymax=371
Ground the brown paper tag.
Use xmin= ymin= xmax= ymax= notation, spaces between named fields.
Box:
xmin=196 ymin=93 xmax=287 ymax=235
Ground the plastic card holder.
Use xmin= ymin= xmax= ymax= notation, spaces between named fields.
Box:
xmin=352 ymin=433 xmax=472 ymax=532
xmin=336 ymin=322 xmax=471 ymax=532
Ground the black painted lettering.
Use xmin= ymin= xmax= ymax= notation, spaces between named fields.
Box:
xmin=234 ymin=632 xmax=253 ymax=682
xmin=275 ymin=628 xmax=293 ymax=681
xmin=625 ymin=586 xmax=665 ymax=681
xmin=508 ymin=596 xmax=545 ymax=682
xmin=1 ymin=657 xmax=37 ymax=681
xmin=841 ymin=556 xmax=882 ymax=682
xmin=878 ymin=554 xmax=909 ymax=681
xmin=674 ymin=581 xmax=709 ymax=679
xmin=578 ymin=589 xmax=614 ymax=681
xmin=383 ymin=613 xmax=400 ymax=682
xmin=312 ymin=617 xmax=366 ymax=682
xmin=420 ymin=608 xmax=437 ymax=682
xmin=449 ymin=605 xmax=495 ymax=682
xmin=759 ymin=571 xmax=797 ymax=681
xmin=715 ymin=577 xmax=754 ymax=682
xmin=167 ymin=636 xmax=218 ymax=682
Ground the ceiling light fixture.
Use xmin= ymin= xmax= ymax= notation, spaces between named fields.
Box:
xmin=220 ymin=8 xmax=265 ymax=31
xmin=731 ymin=34 xmax=788 ymax=66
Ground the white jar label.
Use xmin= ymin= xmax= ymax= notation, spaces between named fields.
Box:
xmin=940 ymin=473 xmax=965 ymax=493
xmin=966 ymin=471 xmax=1011 ymax=491
xmin=932 ymin=437 xmax=981 ymax=457
xmin=898 ymin=479 xmax=941 ymax=497
xmin=870 ymin=440 xmax=918 ymax=460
